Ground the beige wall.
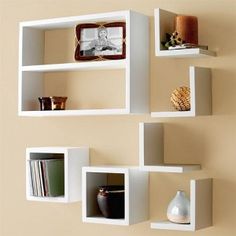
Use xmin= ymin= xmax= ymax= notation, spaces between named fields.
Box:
xmin=1 ymin=0 xmax=236 ymax=235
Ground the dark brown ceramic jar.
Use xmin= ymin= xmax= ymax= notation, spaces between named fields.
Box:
xmin=97 ymin=185 xmax=124 ymax=219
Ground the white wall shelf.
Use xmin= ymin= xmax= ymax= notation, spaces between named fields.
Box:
xmin=151 ymin=66 xmax=212 ymax=118
xmin=155 ymin=8 xmax=216 ymax=58
xmin=139 ymin=122 xmax=201 ymax=173
xmin=151 ymin=178 xmax=213 ymax=231
xmin=22 ymin=60 xmax=126 ymax=72
xmin=82 ymin=166 xmax=149 ymax=225
xmin=26 ymin=147 xmax=89 ymax=203
xmin=18 ymin=10 xmax=149 ymax=116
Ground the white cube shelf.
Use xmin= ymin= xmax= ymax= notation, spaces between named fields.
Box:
xmin=139 ymin=122 xmax=201 ymax=173
xmin=155 ymin=8 xmax=216 ymax=58
xmin=151 ymin=66 xmax=212 ymax=118
xmin=26 ymin=147 xmax=89 ymax=203
xmin=151 ymin=178 xmax=213 ymax=231
xmin=82 ymin=166 xmax=149 ymax=225
xmin=18 ymin=10 xmax=149 ymax=116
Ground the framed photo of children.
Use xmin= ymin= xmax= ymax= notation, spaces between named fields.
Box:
xmin=74 ymin=22 xmax=126 ymax=61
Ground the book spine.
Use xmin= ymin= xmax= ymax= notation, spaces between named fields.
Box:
xmin=34 ymin=160 xmax=42 ymax=197
xmin=27 ymin=160 xmax=33 ymax=196
xmin=38 ymin=160 xmax=45 ymax=197
xmin=30 ymin=160 xmax=37 ymax=196
xmin=41 ymin=160 xmax=49 ymax=197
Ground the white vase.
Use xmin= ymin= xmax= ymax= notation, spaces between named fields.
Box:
xmin=167 ymin=190 xmax=190 ymax=224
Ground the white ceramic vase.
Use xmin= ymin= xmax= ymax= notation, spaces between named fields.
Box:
xmin=167 ymin=190 xmax=190 ymax=224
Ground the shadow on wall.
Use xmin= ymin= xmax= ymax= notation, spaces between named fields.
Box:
xmin=212 ymin=68 xmax=236 ymax=116
xmin=164 ymin=122 xmax=207 ymax=166
xmin=213 ymin=178 xmax=236 ymax=230
xmin=199 ymin=14 xmax=236 ymax=57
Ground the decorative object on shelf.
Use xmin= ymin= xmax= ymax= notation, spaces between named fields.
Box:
xmin=161 ymin=31 xmax=207 ymax=50
xmin=167 ymin=190 xmax=190 ymax=224
xmin=38 ymin=96 xmax=67 ymax=111
xmin=170 ymin=86 xmax=191 ymax=111
xmin=51 ymin=96 xmax=67 ymax=110
xmin=161 ymin=31 xmax=185 ymax=49
xmin=97 ymin=185 xmax=125 ymax=219
xmin=75 ymin=22 xmax=126 ymax=61
xmin=175 ymin=15 xmax=198 ymax=45
xmin=38 ymin=97 xmax=52 ymax=110
xmin=161 ymin=15 xmax=208 ymax=51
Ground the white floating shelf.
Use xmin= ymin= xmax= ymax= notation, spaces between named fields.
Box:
xmin=151 ymin=66 xmax=212 ymax=118
xmin=151 ymin=178 xmax=213 ymax=231
xmin=139 ymin=122 xmax=201 ymax=173
xmin=19 ymin=109 xmax=129 ymax=117
xmin=18 ymin=10 xmax=149 ymax=116
xmin=82 ymin=166 xmax=149 ymax=225
xmin=26 ymin=147 xmax=89 ymax=203
xmin=155 ymin=8 xmax=216 ymax=58
xmin=21 ymin=60 xmax=126 ymax=72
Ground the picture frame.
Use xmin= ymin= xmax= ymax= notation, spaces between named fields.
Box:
xmin=74 ymin=22 xmax=126 ymax=61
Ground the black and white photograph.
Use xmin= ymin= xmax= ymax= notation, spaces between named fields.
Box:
xmin=75 ymin=22 xmax=126 ymax=60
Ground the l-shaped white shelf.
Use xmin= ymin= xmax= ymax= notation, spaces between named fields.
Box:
xmin=151 ymin=66 xmax=212 ymax=118
xmin=21 ymin=60 xmax=126 ymax=72
xmin=151 ymin=178 xmax=213 ymax=231
xmin=154 ymin=8 xmax=216 ymax=58
xmin=139 ymin=122 xmax=201 ymax=173
xmin=18 ymin=10 xmax=149 ymax=116
xmin=82 ymin=166 xmax=149 ymax=225
xmin=26 ymin=147 xmax=89 ymax=203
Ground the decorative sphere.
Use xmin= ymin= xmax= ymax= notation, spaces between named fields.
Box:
xmin=170 ymin=86 xmax=191 ymax=111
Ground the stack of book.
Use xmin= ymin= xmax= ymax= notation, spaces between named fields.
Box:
xmin=28 ymin=158 xmax=64 ymax=197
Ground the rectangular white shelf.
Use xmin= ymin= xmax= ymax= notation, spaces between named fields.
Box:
xmin=151 ymin=178 xmax=213 ymax=231
xmin=21 ymin=60 xmax=126 ymax=72
xmin=26 ymin=147 xmax=89 ymax=203
xmin=155 ymin=8 xmax=216 ymax=58
xmin=18 ymin=10 xmax=149 ymax=116
xmin=151 ymin=66 xmax=212 ymax=118
xmin=82 ymin=166 xmax=149 ymax=225
xmin=139 ymin=122 xmax=201 ymax=173
xmin=19 ymin=108 xmax=129 ymax=117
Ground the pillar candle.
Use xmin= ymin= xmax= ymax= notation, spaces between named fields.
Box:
xmin=175 ymin=15 xmax=198 ymax=45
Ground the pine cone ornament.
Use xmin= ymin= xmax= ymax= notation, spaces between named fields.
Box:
xmin=170 ymin=86 xmax=191 ymax=111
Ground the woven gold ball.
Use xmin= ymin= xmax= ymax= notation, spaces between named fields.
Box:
xmin=170 ymin=86 xmax=191 ymax=111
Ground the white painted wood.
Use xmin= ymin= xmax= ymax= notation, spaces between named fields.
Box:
xmin=129 ymin=11 xmax=149 ymax=113
xmin=192 ymin=67 xmax=212 ymax=116
xmin=151 ymin=66 xmax=212 ymax=118
xmin=191 ymin=178 xmax=213 ymax=230
xmin=154 ymin=8 xmax=216 ymax=57
xmin=151 ymin=111 xmax=195 ymax=118
xmin=20 ymin=72 xmax=43 ymax=112
xmin=139 ymin=122 xmax=164 ymax=167
xmin=82 ymin=166 xmax=149 ymax=225
xmin=21 ymin=60 xmax=126 ymax=72
xmin=19 ymin=108 xmax=129 ymax=116
xmin=139 ymin=122 xmax=201 ymax=173
xmin=151 ymin=178 xmax=213 ymax=231
xmin=141 ymin=165 xmax=200 ymax=173
xmin=128 ymin=168 xmax=149 ymax=224
xmin=156 ymin=48 xmax=216 ymax=57
xmin=26 ymin=147 xmax=89 ymax=203
xmin=20 ymin=27 xmax=45 ymax=66
xmin=20 ymin=10 xmax=129 ymax=29
xmin=19 ymin=10 xmax=149 ymax=116
xmin=151 ymin=221 xmax=194 ymax=231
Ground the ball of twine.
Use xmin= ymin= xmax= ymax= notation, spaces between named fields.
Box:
xmin=170 ymin=86 xmax=191 ymax=111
